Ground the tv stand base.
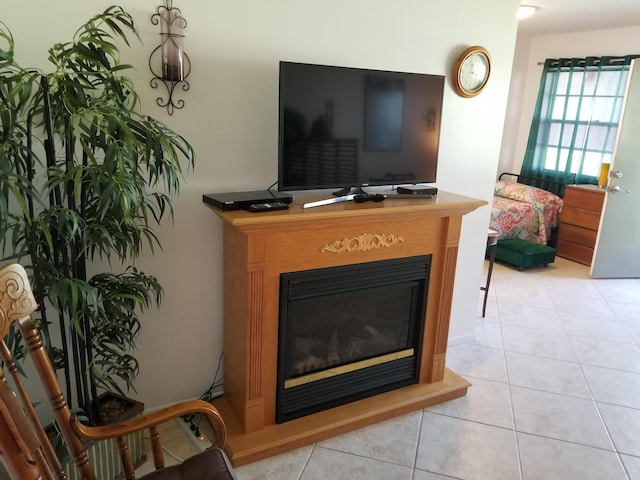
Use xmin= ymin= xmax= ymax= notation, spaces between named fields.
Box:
xmin=332 ymin=185 xmax=369 ymax=196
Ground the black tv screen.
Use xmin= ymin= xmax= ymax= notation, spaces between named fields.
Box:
xmin=278 ymin=61 xmax=445 ymax=194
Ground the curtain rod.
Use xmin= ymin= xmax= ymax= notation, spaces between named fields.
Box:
xmin=537 ymin=55 xmax=637 ymax=66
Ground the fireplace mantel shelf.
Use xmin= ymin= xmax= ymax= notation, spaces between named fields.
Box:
xmin=206 ymin=191 xmax=486 ymax=466
xmin=211 ymin=190 xmax=485 ymax=230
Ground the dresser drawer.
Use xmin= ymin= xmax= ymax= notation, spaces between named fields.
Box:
xmin=556 ymin=239 xmax=594 ymax=266
xmin=563 ymin=186 xmax=605 ymax=211
xmin=560 ymin=205 xmax=601 ymax=230
xmin=558 ymin=185 xmax=604 ymax=267
xmin=557 ymin=222 xmax=598 ymax=248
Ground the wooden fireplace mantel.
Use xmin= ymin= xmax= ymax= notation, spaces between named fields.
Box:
xmin=206 ymin=191 xmax=485 ymax=466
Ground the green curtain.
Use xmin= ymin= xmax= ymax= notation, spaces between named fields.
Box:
xmin=520 ymin=55 xmax=640 ymax=196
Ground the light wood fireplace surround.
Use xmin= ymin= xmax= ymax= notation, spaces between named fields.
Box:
xmin=206 ymin=191 xmax=485 ymax=466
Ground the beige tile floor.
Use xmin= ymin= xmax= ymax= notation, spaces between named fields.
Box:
xmin=138 ymin=256 xmax=640 ymax=480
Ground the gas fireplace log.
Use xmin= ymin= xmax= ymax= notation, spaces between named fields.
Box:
xmin=289 ymin=325 xmax=402 ymax=377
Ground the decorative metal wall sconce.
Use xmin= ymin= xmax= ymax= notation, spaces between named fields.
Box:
xmin=150 ymin=0 xmax=190 ymax=115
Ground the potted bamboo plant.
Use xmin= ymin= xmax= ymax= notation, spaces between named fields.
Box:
xmin=0 ymin=6 xmax=194 ymax=426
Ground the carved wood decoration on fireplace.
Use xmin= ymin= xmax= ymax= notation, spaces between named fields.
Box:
xmin=277 ymin=255 xmax=430 ymax=422
xmin=206 ymin=191 xmax=487 ymax=466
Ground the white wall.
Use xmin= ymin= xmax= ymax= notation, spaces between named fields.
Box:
xmin=499 ymin=25 xmax=640 ymax=176
xmin=3 ymin=0 xmax=519 ymax=409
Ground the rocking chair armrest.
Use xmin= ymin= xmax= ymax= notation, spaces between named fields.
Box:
xmin=71 ymin=399 xmax=227 ymax=448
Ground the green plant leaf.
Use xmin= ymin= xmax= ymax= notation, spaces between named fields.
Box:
xmin=0 ymin=7 xmax=194 ymax=420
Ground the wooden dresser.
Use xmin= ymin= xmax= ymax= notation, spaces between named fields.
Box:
xmin=556 ymin=185 xmax=605 ymax=265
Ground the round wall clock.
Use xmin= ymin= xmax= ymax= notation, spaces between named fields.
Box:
xmin=453 ymin=46 xmax=491 ymax=98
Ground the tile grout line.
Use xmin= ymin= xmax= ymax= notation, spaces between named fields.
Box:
xmin=497 ymin=297 xmax=525 ymax=480
xmin=568 ymin=280 xmax=633 ymax=480
xmin=296 ymin=442 xmax=315 ymax=480
xmin=410 ymin=409 xmax=425 ymax=480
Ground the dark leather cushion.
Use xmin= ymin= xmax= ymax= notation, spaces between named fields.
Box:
xmin=139 ymin=448 xmax=237 ymax=480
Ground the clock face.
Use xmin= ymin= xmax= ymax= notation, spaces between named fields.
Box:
xmin=460 ymin=53 xmax=489 ymax=91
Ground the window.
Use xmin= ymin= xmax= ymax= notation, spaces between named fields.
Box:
xmin=521 ymin=56 xmax=639 ymax=190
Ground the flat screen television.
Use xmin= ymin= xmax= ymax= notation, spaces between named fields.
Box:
xmin=278 ymin=61 xmax=445 ymax=195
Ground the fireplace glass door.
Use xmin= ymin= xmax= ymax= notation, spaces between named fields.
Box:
xmin=277 ymin=255 xmax=430 ymax=422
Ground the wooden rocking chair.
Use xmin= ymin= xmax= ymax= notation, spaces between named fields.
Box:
xmin=0 ymin=263 xmax=237 ymax=480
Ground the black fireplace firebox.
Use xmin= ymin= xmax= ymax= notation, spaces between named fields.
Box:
xmin=276 ymin=255 xmax=431 ymax=423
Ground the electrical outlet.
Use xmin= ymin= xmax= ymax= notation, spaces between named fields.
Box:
xmin=175 ymin=417 xmax=212 ymax=452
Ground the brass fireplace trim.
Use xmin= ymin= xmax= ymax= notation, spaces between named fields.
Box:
xmin=284 ymin=348 xmax=414 ymax=389
xmin=320 ymin=233 xmax=405 ymax=253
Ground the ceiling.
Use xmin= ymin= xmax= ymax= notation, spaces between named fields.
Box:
xmin=517 ymin=0 xmax=640 ymax=36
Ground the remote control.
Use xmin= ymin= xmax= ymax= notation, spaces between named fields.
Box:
xmin=247 ymin=202 xmax=290 ymax=212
